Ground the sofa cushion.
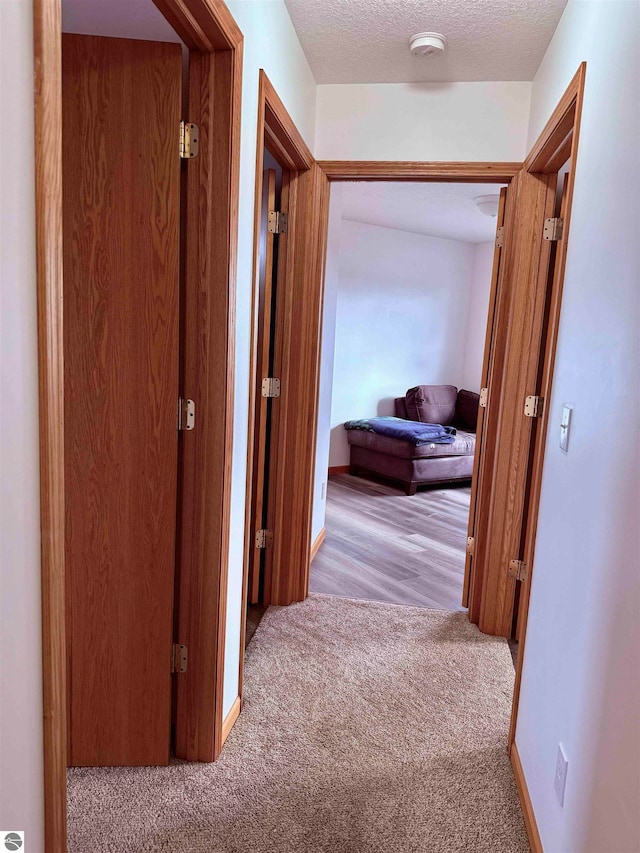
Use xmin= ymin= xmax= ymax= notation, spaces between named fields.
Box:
xmin=394 ymin=397 xmax=408 ymax=419
xmin=347 ymin=427 xmax=475 ymax=460
xmin=455 ymin=389 xmax=480 ymax=432
xmin=405 ymin=385 xmax=458 ymax=425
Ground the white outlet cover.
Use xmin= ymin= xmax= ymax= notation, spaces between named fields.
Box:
xmin=554 ymin=743 xmax=569 ymax=807
xmin=559 ymin=404 xmax=573 ymax=453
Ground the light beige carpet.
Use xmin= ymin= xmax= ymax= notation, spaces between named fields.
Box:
xmin=67 ymin=595 xmax=529 ymax=853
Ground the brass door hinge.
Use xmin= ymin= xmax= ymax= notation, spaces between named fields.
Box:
xmin=261 ymin=378 xmax=281 ymax=398
xmin=479 ymin=387 xmax=488 ymax=408
xmin=543 ymin=217 xmax=564 ymax=241
xmin=495 ymin=226 xmax=505 ymax=249
xmin=267 ymin=211 xmax=288 ymax=234
xmin=524 ymin=395 xmax=543 ymax=418
xmin=177 ymin=398 xmax=195 ymax=431
xmin=179 ymin=121 xmax=199 ymax=159
xmin=508 ymin=560 xmax=529 ymax=582
xmin=466 ymin=536 xmax=475 ymax=557
xmin=171 ymin=643 xmax=188 ymax=673
xmin=255 ymin=529 xmax=273 ymax=549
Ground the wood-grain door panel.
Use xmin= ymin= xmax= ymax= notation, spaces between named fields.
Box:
xmin=462 ymin=187 xmax=507 ymax=609
xmin=63 ymin=34 xmax=181 ymax=766
xmin=471 ymin=170 xmax=556 ymax=636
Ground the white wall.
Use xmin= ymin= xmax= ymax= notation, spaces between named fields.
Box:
xmin=460 ymin=242 xmax=494 ymax=392
xmin=515 ymin=3 xmax=640 ymax=852
xmin=222 ymin=0 xmax=316 ymax=716
xmin=0 ymin=0 xmax=45 ymax=847
xmin=311 ymin=185 xmax=342 ymax=541
xmin=328 ymin=220 xmax=475 ymax=467
xmin=315 ymin=82 xmax=532 ymax=161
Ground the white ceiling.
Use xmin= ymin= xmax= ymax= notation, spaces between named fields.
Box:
xmin=62 ymin=0 xmax=180 ymax=42
xmin=340 ymin=182 xmax=505 ymax=244
xmin=284 ymin=0 xmax=568 ymax=84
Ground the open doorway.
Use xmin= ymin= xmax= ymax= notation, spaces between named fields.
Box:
xmin=310 ymin=181 xmax=505 ymax=615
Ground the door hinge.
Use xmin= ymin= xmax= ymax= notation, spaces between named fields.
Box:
xmin=179 ymin=121 xmax=199 ymax=159
xmin=543 ymin=217 xmax=563 ymax=241
xmin=479 ymin=387 xmax=488 ymax=408
xmin=508 ymin=559 xmax=529 ymax=582
xmin=177 ymin=397 xmax=195 ymax=431
xmin=524 ymin=395 xmax=544 ymax=418
xmin=495 ymin=226 xmax=505 ymax=249
xmin=466 ymin=536 xmax=475 ymax=557
xmin=261 ymin=377 xmax=281 ymax=398
xmin=171 ymin=643 xmax=188 ymax=673
xmin=267 ymin=211 xmax=288 ymax=234
xmin=255 ymin=529 xmax=273 ymax=549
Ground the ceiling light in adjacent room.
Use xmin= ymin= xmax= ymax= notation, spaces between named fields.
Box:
xmin=409 ymin=32 xmax=447 ymax=58
xmin=474 ymin=195 xmax=500 ymax=217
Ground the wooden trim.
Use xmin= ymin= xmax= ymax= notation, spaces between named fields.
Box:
xmin=525 ymin=63 xmax=586 ymax=174
xmin=152 ymin=0 xmax=243 ymax=51
xmin=510 ymin=743 xmax=544 ymax=853
xmin=318 ymin=161 xmax=523 ymax=183
xmin=34 ymin=0 xmax=67 ymax=849
xmin=310 ymin=528 xmax=326 ymax=562
xmin=172 ymin=9 xmax=243 ymax=763
xmin=510 ymin=66 xmax=586 ymax=748
xmin=220 ymin=696 xmax=241 ymax=747
xmin=262 ymin=73 xmax=313 ymax=170
xmin=328 ymin=465 xmax=350 ymax=476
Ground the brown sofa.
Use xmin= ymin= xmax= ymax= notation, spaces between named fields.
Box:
xmin=347 ymin=385 xmax=479 ymax=495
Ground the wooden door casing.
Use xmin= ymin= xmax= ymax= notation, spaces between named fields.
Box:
xmin=63 ymin=34 xmax=181 ymax=766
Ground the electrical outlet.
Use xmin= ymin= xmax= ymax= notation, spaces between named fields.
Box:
xmin=554 ymin=743 xmax=569 ymax=807
xmin=321 ymin=481 xmax=326 ymax=500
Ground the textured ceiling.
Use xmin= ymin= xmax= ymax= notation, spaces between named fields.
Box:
xmin=284 ymin=0 xmax=568 ymax=84
xmin=340 ymin=182 xmax=506 ymax=244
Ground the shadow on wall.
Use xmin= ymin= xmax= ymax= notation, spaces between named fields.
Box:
xmin=330 ymin=396 xmax=402 ymax=468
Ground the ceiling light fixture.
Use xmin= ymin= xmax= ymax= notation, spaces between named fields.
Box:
xmin=474 ymin=195 xmax=500 ymax=218
xmin=409 ymin=32 xmax=447 ymax=58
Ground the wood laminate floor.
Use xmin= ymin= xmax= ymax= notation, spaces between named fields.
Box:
xmin=309 ymin=474 xmax=471 ymax=611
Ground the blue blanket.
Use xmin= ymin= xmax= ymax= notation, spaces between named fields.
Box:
xmin=344 ymin=417 xmax=456 ymax=446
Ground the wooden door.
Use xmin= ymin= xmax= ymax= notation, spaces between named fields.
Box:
xmin=264 ymin=163 xmax=331 ymax=605
xmin=462 ymin=187 xmax=508 ymax=609
xmin=248 ymin=170 xmax=277 ymax=604
xmin=467 ymin=170 xmax=556 ymax=636
xmin=63 ymin=34 xmax=182 ymax=766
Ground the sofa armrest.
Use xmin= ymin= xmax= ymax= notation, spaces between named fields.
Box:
xmin=394 ymin=397 xmax=408 ymax=419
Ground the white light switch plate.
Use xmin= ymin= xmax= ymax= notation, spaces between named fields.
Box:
xmin=554 ymin=743 xmax=569 ymax=806
xmin=560 ymin=405 xmax=572 ymax=452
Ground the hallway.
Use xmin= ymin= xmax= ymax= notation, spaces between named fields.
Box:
xmin=67 ymin=595 xmax=527 ymax=853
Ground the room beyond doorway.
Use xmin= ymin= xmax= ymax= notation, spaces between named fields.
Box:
xmin=310 ymin=180 xmax=503 ymax=616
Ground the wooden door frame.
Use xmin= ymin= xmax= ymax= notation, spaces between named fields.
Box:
xmin=240 ymin=70 xmax=317 ymax=698
xmin=508 ymin=63 xmax=586 ymax=750
xmin=34 ymin=0 xmax=242 ymax=848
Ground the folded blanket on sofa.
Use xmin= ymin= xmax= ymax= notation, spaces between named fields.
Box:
xmin=344 ymin=417 xmax=456 ymax=446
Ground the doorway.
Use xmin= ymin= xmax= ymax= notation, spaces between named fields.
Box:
xmin=35 ymin=0 xmax=243 ymax=844
xmin=309 ymin=180 xmax=506 ymax=615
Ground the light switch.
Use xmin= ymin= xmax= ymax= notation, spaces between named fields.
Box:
xmin=560 ymin=405 xmax=572 ymax=452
